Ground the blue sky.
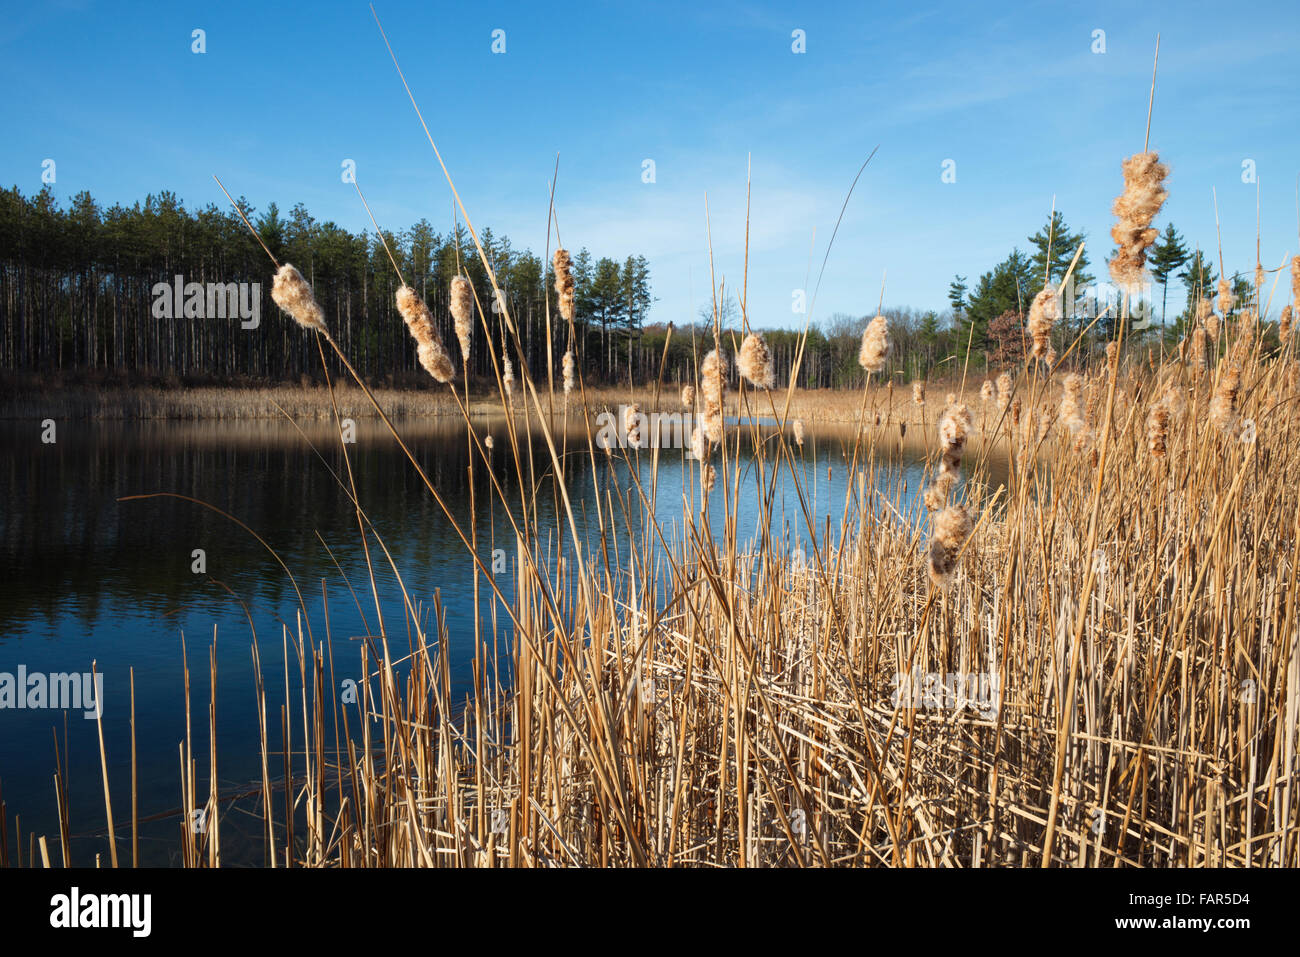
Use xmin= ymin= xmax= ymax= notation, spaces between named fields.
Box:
xmin=3 ymin=0 xmax=1298 ymax=328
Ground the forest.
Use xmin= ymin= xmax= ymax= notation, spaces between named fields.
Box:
xmin=0 ymin=185 xmax=653 ymax=387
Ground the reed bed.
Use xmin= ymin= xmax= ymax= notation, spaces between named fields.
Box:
xmin=9 ymin=26 xmax=1298 ymax=871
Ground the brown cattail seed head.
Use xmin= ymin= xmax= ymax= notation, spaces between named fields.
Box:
xmin=552 ymin=248 xmax=576 ymax=321
xmin=737 ymin=332 xmax=776 ymax=389
xmin=792 ymin=419 xmax=805 ymax=447
xmin=1059 ymin=373 xmax=1088 ymax=436
xmin=450 ymin=276 xmax=473 ymax=360
xmin=913 ymin=382 xmax=925 ymax=406
xmin=858 ymin=314 xmax=891 ymax=374
xmin=562 ymin=349 xmax=575 ymax=394
xmin=396 ymin=284 xmax=455 ymax=384
xmin=272 ymin=264 xmax=327 ymax=334
xmin=502 ymin=352 xmax=515 ymax=399
xmin=1215 ymin=279 xmax=1234 ymax=316
xmin=1209 ymin=364 xmax=1241 ymax=435
xmin=938 ymin=402 xmax=973 ymax=477
xmin=690 ymin=425 xmax=708 ymax=462
xmin=624 ymin=404 xmax=642 ymax=447
xmin=1027 ymin=285 xmax=1059 ymax=361
xmin=1280 ymin=305 xmax=1293 ymax=342
xmin=1291 ymin=255 xmax=1300 ymax=307
xmin=980 ymin=380 xmax=994 ymax=403
xmin=927 ymin=504 xmax=973 ymax=589
xmin=1146 ymin=405 xmax=1169 ymax=458
xmin=681 ymin=384 xmax=695 ymax=408
xmin=996 ymin=372 xmax=1013 ymax=411
xmin=1108 ymin=151 xmax=1169 ymax=290
xmin=701 ymin=348 xmax=728 ymax=410
xmin=701 ymin=463 xmax=717 ymax=494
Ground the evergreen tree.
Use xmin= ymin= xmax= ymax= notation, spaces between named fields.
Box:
xmin=1148 ymin=223 xmax=1190 ymax=328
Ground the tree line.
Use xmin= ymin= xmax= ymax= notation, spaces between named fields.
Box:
xmin=0 ymin=185 xmax=653 ymax=386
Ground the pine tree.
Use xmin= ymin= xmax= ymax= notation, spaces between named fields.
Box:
xmin=1148 ymin=223 xmax=1190 ymax=328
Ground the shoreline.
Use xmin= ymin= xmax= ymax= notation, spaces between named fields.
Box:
xmin=1 ymin=379 xmax=989 ymax=425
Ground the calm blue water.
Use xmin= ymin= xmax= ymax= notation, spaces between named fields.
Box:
xmin=0 ymin=415 xmax=932 ymax=865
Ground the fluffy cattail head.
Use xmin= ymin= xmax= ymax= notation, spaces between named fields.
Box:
xmin=737 ymin=332 xmax=776 ymax=389
xmin=1280 ymin=305 xmax=1293 ymax=342
xmin=927 ymin=504 xmax=973 ymax=589
xmin=624 ymin=404 xmax=642 ymax=447
xmin=396 ymin=284 xmax=455 ymax=384
xmin=792 ymin=419 xmax=805 ymax=447
xmin=1146 ymin=405 xmax=1170 ymax=458
xmin=1291 ymin=255 xmax=1300 ymax=307
xmin=501 ymin=352 xmax=515 ymax=399
xmin=552 ymin=248 xmax=576 ymax=321
xmin=937 ymin=402 xmax=973 ymax=476
xmin=1059 ymin=373 xmax=1088 ymax=436
xmin=1108 ymin=151 xmax=1169 ymax=290
xmin=450 ymin=276 xmax=473 ymax=360
xmin=1027 ymin=285 xmax=1059 ymax=361
xmin=1209 ymin=364 xmax=1241 ymax=436
xmin=1206 ymin=312 xmax=1221 ymax=340
xmin=912 ymin=381 xmax=925 ymax=406
xmin=701 ymin=348 xmax=728 ymax=409
xmin=1189 ymin=326 xmax=1207 ymax=369
xmin=996 ymin=372 xmax=1013 ymax=411
xmin=561 ymin=349 xmax=575 ymax=394
xmin=272 ymin=264 xmax=327 ymax=334
xmin=690 ymin=425 xmax=708 ymax=462
xmin=681 ymin=384 xmax=695 ymax=408
xmin=1215 ymin=279 xmax=1235 ymax=316
xmin=701 ymin=463 xmax=717 ymax=494
xmin=923 ymin=470 xmax=955 ymax=512
xmin=858 ymin=314 xmax=891 ymax=374
xmin=979 ymin=380 xmax=994 ymax=403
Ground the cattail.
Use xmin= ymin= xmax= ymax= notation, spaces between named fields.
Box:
xmin=858 ymin=314 xmax=891 ymax=374
xmin=1059 ymin=373 xmax=1087 ymax=435
xmin=484 ymin=434 xmax=495 ymax=450
xmin=1209 ymin=365 xmax=1241 ymax=435
xmin=681 ymin=384 xmax=695 ymax=408
xmin=1206 ymin=312 xmax=1221 ymax=340
xmin=450 ymin=276 xmax=473 ymax=361
xmin=552 ymin=248 xmax=576 ymax=321
xmin=561 ymin=349 xmax=575 ymax=394
xmin=792 ymin=419 xmax=805 ymax=447
xmin=1291 ymin=255 xmax=1300 ymax=307
xmin=980 ymin=380 xmax=994 ymax=403
xmin=395 ymin=284 xmax=455 ymax=384
xmin=624 ymin=404 xmax=642 ymax=447
xmin=1027 ymin=285 xmax=1059 ymax=361
xmin=1189 ymin=326 xmax=1207 ymax=369
xmin=272 ymin=263 xmax=327 ymax=334
xmin=1011 ymin=397 xmax=1022 ymax=426
xmin=996 ymin=372 xmax=1013 ymax=411
xmin=702 ymin=406 xmax=723 ymax=445
xmin=938 ymin=402 xmax=973 ymax=477
xmin=1233 ymin=310 xmax=1257 ymax=361
xmin=923 ymin=470 xmax=955 ymax=511
xmin=502 ymin=352 xmax=515 ymax=399
xmin=1196 ymin=298 xmax=1213 ymax=325
xmin=701 ymin=349 xmax=728 ymax=408
xmin=913 ymin=382 xmax=925 ymax=406
xmin=1109 ymin=151 xmax=1169 ymax=291
xmin=1105 ymin=341 xmax=1118 ymax=367
xmin=1280 ymin=305 xmax=1293 ymax=342
xmin=1255 ymin=263 xmax=1266 ymax=295
xmin=690 ymin=425 xmax=708 ymax=461
xmin=701 ymin=463 xmax=717 ymax=494
xmin=1215 ymin=279 xmax=1235 ymax=316
xmin=1146 ymin=405 xmax=1169 ymax=457
xmin=737 ymin=332 xmax=776 ymax=389
xmin=927 ymin=504 xmax=973 ymax=589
